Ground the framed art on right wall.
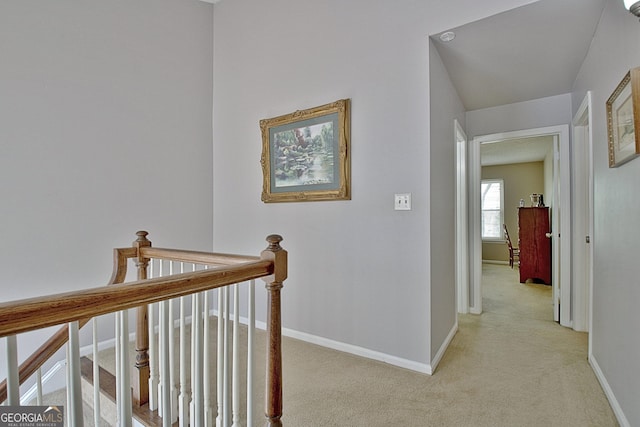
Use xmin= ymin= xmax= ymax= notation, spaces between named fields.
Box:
xmin=606 ymin=67 xmax=640 ymax=167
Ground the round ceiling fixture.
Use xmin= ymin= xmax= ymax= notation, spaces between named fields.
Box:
xmin=624 ymin=0 xmax=640 ymax=17
xmin=439 ymin=31 xmax=456 ymax=42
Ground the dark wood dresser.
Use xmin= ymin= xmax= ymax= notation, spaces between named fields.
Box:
xmin=518 ymin=207 xmax=551 ymax=284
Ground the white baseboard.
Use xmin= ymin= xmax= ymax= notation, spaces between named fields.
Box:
xmin=589 ymin=354 xmax=630 ymax=427
xmin=141 ymin=310 xmax=435 ymax=375
xmin=20 ymin=361 xmax=66 ymax=405
xmin=482 ymin=260 xmax=509 ymax=265
xmin=279 ymin=326 xmax=431 ymax=375
xmin=428 ymin=321 xmax=458 ymax=375
xmin=216 ymin=310 xmax=434 ymax=375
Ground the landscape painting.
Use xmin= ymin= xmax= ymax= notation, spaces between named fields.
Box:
xmin=260 ymin=99 xmax=351 ymax=203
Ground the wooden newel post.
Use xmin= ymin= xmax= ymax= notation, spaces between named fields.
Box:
xmin=133 ymin=231 xmax=151 ymax=406
xmin=261 ymin=234 xmax=287 ymax=427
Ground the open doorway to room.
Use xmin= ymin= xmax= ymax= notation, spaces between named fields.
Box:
xmin=469 ymin=126 xmax=572 ymax=327
xmin=478 ymin=135 xmax=555 ymax=321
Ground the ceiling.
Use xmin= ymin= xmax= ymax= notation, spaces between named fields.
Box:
xmin=431 ymin=0 xmax=606 ymax=112
xmin=480 ymin=136 xmax=553 ymax=166
xmin=432 ymin=0 xmax=605 ymax=166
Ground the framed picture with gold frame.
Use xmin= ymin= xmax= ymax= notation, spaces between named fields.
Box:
xmin=606 ymin=67 xmax=640 ymax=167
xmin=260 ymin=99 xmax=351 ymax=203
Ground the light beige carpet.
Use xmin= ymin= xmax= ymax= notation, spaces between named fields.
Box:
xmin=281 ymin=264 xmax=617 ymax=427
xmin=85 ymin=263 xmax=617 ymax=426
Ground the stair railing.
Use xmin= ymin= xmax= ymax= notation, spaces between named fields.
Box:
xmin=0 ymin=231 xmax=287 ymax=427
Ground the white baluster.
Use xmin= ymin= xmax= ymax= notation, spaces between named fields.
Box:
xmin=5 ymin=335 xmax=19 ymax=405
xmin=231 ymin=283 xmax=240 ymax=427
xmin=191 ymin=286 xmax=204 ymax=426
xmin=204 ymin=279 xmax=214 ymax=426
xmin=65 ymin=342 xmax=70 ymax=424
xmin=178 ymin=262 xmax=190 ymax=426
xmin=157 ymin=260 xmax=164 ymax=417
xmin=247 ymin=280 xmax=256 ymax=427
xmin=35 ymin=368 xmax=43 ymax=406
xmin=190 ymin=291 xmax=196 ymax=427
xmin=115 ymin=313 xmax=121 ymax=419
xmin=216 ymin=287 xmax=224 ymax=427
xmin=68 ymin=321 xmax=84 ymax=426
xmin=222 ymin=287 xmax=231 ymax=426
xmin=93 ymin=318 xmax=101 ymax=426
xmin=119 ymin=311 xmax=132 ymax=427
xmin=161 ymin=300 xmax=172 ymax=427
xmin=169 ymin=263 xmax=178 ymax=424
xmin=148 ymin=259 xmax=158 ymax=412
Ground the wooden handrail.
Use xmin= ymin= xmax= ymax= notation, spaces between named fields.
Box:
xmin=0 ymin=260 xmax=273 ymax=338
xmin=140 ymin=247 xmax=260 ymax=266
xmin=0 ymin=240 xmax=136 ymax=405
xmin=0 ymin=237 xmax=135 ymax=404
xmin=0 ymin=232 xmax=287 ymax=425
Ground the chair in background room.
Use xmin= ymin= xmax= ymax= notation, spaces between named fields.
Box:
xmin=503 ymin=223 xmax=520 ymax=268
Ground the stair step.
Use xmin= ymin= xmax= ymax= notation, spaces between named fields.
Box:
xmin=80 ymin=356 xmax=175 ymax=427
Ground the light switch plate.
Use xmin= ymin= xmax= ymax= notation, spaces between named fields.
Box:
xmin=394 ymin=193 xmax=411 ymax=210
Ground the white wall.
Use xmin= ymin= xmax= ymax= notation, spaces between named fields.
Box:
xmin=572 ymin=1 xmax=640 ymax=425
xmin=466 ymin=93 xmax=573 ymax=139
xmin=428 ymin=42 xmax=465 ymax=361
xmin=0 ymin=0 xmax=213 ymax=378
xmin=212 ymin=0 xmax=535 ymax=369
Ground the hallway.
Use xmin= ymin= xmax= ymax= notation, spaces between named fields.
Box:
xmin=282 ymin=263 xmax=617 ymax=426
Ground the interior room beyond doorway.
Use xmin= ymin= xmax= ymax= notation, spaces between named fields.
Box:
xmin=480 ymin=135 xmax=554 ymax=315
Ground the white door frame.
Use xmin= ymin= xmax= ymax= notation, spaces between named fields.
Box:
xmin=469 ymin=125 xmax=571 ymax=325
xmin=571 ymin=92 xmax=594 ymax=334
xmin=455 ymin=120 xmax=469 ymax=314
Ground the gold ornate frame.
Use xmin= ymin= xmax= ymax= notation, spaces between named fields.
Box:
xmin=606 ymin=67 xmax=640 ymax=167
xmin=260 ymin=99 xmax=351 ymax=203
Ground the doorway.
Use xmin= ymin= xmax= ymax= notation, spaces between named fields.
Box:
xmin=468 ymin=125 xmax=572 ymax=326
